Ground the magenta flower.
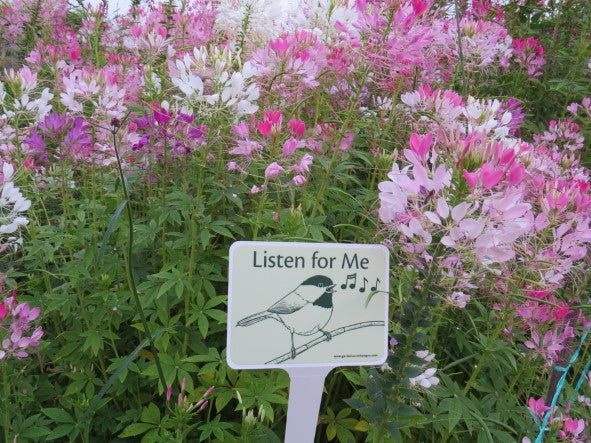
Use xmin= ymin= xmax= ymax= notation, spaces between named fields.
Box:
xmin=152 ymin=103 xmax=172 ymax=125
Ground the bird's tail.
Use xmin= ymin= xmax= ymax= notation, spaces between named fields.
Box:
xmin=236 ymin=311 xmax=275 ymax=327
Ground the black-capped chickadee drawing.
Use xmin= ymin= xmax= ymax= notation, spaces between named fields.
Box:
xmin=236 ymin=275 xmax=336 ymax=360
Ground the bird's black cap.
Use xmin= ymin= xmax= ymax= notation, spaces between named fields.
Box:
xmin=302 ymin=275 xmax=334 ymax=288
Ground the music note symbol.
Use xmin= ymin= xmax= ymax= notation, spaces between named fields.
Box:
xmin=370 ymin=278 xmax=381 ymax=292
xmin=341 ymin=273 xmax=357 ymax=289
xmin=359 ymin=277 xmax=369 ymax=293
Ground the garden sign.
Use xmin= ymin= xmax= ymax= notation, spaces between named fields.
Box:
xmin=227 ymin=241 xmax=389 ymax=442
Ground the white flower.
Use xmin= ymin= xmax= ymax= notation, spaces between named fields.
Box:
xmin=0 ymin=162 xmax=30 ymax=251
xmin=170 ymin=50 xmax=259 ymax=118
xmin=409 ymin=367 xmax=440 ymax=388
xmin=215 ymin=0 xmax=307 ymax=45
xmin=172 ymin=58 xmax=204 ymax=98
xmin=416 ymin=350 xmax=435 ymax=362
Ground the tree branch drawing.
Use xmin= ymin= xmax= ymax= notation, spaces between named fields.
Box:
xmin=265 ymin=321 xmax=385 ymax=364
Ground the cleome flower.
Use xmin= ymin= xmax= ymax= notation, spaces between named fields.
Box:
xmin=0 ymin=161 xmax=31 ymax=253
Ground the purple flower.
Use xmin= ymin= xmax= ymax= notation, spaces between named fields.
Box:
xmin=39 ymin=111 xmax=68 ymax=135
xmin=23 ymin=130 xmax=46 ymax=155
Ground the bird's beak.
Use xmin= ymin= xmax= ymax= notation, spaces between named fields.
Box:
xmin=326 ymin=284 xmax=336 ymax=293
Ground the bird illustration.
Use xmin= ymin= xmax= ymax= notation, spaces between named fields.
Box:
xmin=236 ymin=275 xmax=336 ymax=360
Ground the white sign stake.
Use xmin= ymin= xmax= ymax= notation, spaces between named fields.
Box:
xmin=285 ymin=366 xmax=334 ymax=443
xmin=227 ymin=241 xmax=389 ymax=441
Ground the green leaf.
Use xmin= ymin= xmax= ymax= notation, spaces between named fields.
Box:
xmin=82 ymin=328 xmax=168 ymax=420
xmin=327 ymin=423 xmax=337 ymax=440
xmin=42 ymin=408 xmax=74 ymax=423
xmin=157 ymin=279 xmax=176 ymax=299
xmin=119 ymin=422 xmax=155 ymax=438
xmin=215 ymin=388 xmax=235 ymax=412
xmin=46 ymin=424 xmax=75 ymax=440
xmin=97 ymin=200 xmax=127 ymax=268
xmin=141 ymin=403 xmax=161 ymax=425
xmin=19 ymin=427 xmax=50 ymax=438
xmin=198 ymin=314 xmax=209 ymax=338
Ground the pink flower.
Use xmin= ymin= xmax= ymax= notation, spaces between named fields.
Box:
xmin=232 ymin=122 xmax=250 ymax=138
xmin=411 ymin=0 xmax=428 ymax=15
xmin=258 ymin=120 xmax=272 ymax=137
xmin=291 ymin=154 xmax=313 ymax=174
xmin=554 ymin=302 xmax=570 ymax=321
xmin=508 ymin=164 xmax=525 ymax=185
xmin=527 ymin=397 xmax=550 ymax=417
xmin=480 ymin=163 xmax=503 ymax=189
xmin=265 ymin=162 xmax=285 ymax=178
xmin=251 ymin=185 xmax=261 ymax=194
xmin=463 ymin=170 xmax=479 ymax=188
xmin=340 ymin=133 xmax=354 ymax=151
xmin=263 ymin=110 xmax=282 ymax=127
xmin=269 ymin=37 xmax=290 ymax=54
xmin=567 ymin=103 xmax=579 ymax=115
xmin=282 ymin=138 xmax=301 ymax=157
xmin=559 ymin=418 xmax=586 ymax=441
xmin=288 ymin=117 xmax=306 ymax=137
xmin=291 ymin=175 xmax=307 ymax=186
xmin=409 ymin=132 xmax=433 ymax=161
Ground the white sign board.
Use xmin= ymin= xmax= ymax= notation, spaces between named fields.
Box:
xmin=227 ymin=241 xmax=389 ymax=442
xmin=227 ymin=241 xmax=390 ymax=369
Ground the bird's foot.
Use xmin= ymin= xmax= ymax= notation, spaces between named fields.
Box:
xmin=321 ymin=329 xmax=332 ymax=341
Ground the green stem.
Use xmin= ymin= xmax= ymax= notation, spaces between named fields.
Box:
xmin=454 ymin=0 xmax=468 ymax=99
xmin=462 ymin=301 xmax=513 ymax=395
xmin=252 ymin=190 xmax=268 ymax=240
xmin=184 ymin=164 xmax=204 ymax=355
xmin=2 ymin=365 xmax=10 ymax=442
xmin=111 ymin=128 xmax=167 ymax=392
xmin=161 ymin=134 xmax=168 ymax=264
xmin=310 ymin=66 xmax=370 ymax=217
